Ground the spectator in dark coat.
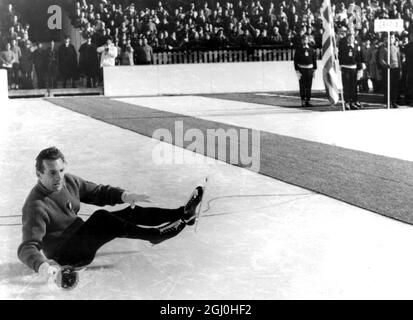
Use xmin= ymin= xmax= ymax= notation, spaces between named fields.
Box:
xmin=46 ymin=40 xmax=58 ymax=89
xmin=166 ymin=32 xmax=179 ymax=49
xmin=240 ymin=29 xmax=254 ymax=60
xmin=78 ymin=37 xmax=99 ymax=87
xmin=134 ymin=38 xmax=153 ymax=65
xmin=19 ymin=41 xmax=33 ymax=89
xmin=32 ymin=42 xmax=48 ymax=89
xmin=58 ymin=37 xmax=78 ymax=88
xmin=405 ymin=32 xmax=413 ymax=105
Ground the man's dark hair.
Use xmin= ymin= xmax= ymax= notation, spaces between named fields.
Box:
xmin=35 ymin=147 xmax=66 ymax=173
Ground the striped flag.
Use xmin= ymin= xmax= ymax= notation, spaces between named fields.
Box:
xmin=320 ymin=0 xmax=341 ymax=105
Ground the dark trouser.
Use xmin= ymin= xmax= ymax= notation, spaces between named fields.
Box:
xmin=359 ymin=77 xmax=369 ymax=93
xmin=298 ymin=68 xmax=314 ymax=103
xmin=4 ymin=67 xmax=13 ymax=86
xmin=382 ymin=67 xmax=400 ymax=104
xmin=98 ymin=68 xmax=103 ymax=86
xmin=54 ymin=205 xmax=185 ymax=267
xmin=62 ymin=77 xmax=76 ymax=88
xmin=35 ymin=67 xmax=46 ymax=89
xmin=83 ymin=67 xmax=98 ymax=87
xmin=371 ymin=78 xmax=380 ymax=93
xmin=401 ymin=63 xmax=407 ymax=96
xmin=20 ymin=70 xmax=33 ymax=89
xmin=47 ymin=66 xmax=58 ymax=89
xmin=406 ymin=71 xmax=413 ymax=105
xmin=12 ymin=63 xmax=20 ymax=85
xmin=341 ymin=68 xmax=358 ymax=103
xmin=85 ymin=75 xmax=97 ymax=88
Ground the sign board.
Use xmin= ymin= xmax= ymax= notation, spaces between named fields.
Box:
xmin=374 ymin=19 xmax=404 ymax=32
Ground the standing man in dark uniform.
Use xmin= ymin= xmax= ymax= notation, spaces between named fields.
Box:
xmin=338 ymin=33 xmax=363 ymax=110
xmin=294 ymin=35 xmax=317 ymax=108
xmin=404 ymin=31 xmax=413 ymax=106
xmin=32 ymin=42 xmax=48 ymax=89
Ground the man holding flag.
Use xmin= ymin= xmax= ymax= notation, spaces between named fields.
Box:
xmin=320 ymin=0 xmax=343 ymax=109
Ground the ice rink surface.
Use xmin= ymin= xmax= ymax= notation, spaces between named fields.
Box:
xmin=1 ymin=96 xmax=413 ymax=299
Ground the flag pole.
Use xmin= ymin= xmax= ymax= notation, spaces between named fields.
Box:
xmin=340 ymin=87 xmax=346 ymax=111
xmin=336 ymin=59 xmax=346 ymax=111
xmin=387 ymin=31 xmax=391 ymax=109
xmin=333 ymin=35 xmax=345 ymax=111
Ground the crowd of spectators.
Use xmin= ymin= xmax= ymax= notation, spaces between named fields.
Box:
xmin=71 ymin=0 xmax=323 ymax=52
xmin=70 ymin=0 xmax=413 ymax=53
xmin=0 ymin=3 xmax=33 ymax=89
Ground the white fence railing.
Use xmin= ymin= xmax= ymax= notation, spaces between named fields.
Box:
xmin=152 ymin=47 xmax=312 ymax=65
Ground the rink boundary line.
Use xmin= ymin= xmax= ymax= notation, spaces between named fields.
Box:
xmin=255 ymin=93 xmax=385 ymax=107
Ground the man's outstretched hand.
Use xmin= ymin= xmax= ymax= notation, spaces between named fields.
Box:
xmin=122 ymin=192 xmax=151 ymax=209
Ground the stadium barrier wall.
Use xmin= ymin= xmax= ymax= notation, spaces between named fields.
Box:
xmin=0 ymin=69 xmax=8 ymax=100
xmin=103 ymin=60 xmax=328 ymax=97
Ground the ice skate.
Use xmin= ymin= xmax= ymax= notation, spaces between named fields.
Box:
xmin=183 ymin=186 xmax=204 ymax=225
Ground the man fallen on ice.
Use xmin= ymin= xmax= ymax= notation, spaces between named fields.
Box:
xmin=18 ymin=146 xmax=204 ymax=283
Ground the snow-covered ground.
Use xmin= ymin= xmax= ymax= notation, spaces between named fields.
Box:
xmin=1 ymin=97 xmax=413 ymax=299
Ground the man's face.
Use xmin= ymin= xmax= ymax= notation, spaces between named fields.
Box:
xmin=37 ymin=158 xmax=65 ymax=192
xmin=302 ymin=36 xmax=309 ymax=46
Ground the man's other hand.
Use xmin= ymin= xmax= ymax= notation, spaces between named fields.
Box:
xmin=122 ymin=192 xmax=151 ymax=208
xmin=38 ymin=261 xmax=59 ymax=280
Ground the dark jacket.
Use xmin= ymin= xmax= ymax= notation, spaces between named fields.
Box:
xmin=46 ymin=46 xmax=58 ymax=71
xmin=58 ymin=43 xmax=78 ymax=78
xmin=294 ymin=45 xmax=317 ymax=70
xmin=19 ymin=46 xmax=33 ymax=74
xmin=78 ymin=42 xmax=99 ymax=77
xmin=32 ymin=47 xmax=48 ymax=71
xmin=405 ymin=42 xmax=413 ymax=73
xmin=338 ymin=43 xmax=363 ymax=69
